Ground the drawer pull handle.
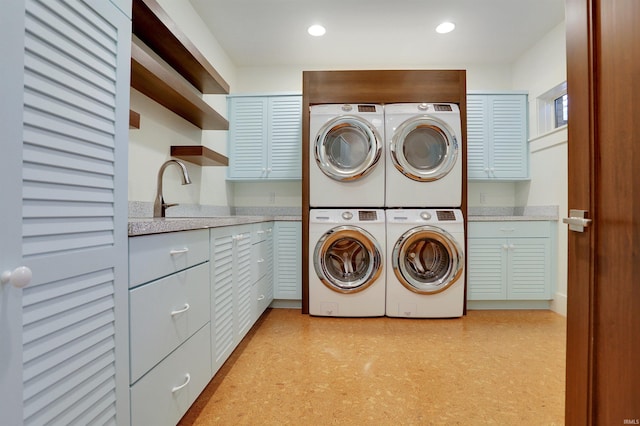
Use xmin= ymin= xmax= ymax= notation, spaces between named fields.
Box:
xmin=171 ymin=303 xmax=190 ymax=316
xmin=257 ymin=258 xmax=265 ymax=263
xmin=171 ymin=373 xmax=191 ymax=393
xmin=499 ymin=228 xmax=515 ymax=233
xmin=169 ymin=248 xmax=189 ymax=255
xmin=257 ymin=295 xmax=265 ymax=301
xmin=257 ymin=230 xmax=265 ymax=235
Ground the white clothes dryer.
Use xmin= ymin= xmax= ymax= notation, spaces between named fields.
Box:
xmin=385 ymin=103 xmax=462 ymax=208
xmin=309 ymin=209 xmax=385 ymax=317
xmin=386 ymin=209 xmax=465 ymax=318
xmin=310 ymin=104 xmax=384 ymax=207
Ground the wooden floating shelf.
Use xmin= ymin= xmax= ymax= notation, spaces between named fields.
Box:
xmin=131 ymin=42 xmax=229 ymax=130
xmin=129 ymin=109 xmax=140 ymax=129
xmin=132 ymin=0 xmax=229 ymax=94
xmin=171 ymin=145 xmax=229 ymax=167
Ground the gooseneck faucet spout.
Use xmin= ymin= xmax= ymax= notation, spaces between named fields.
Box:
xmin=153 ymin=159 xmax=192 ymax=217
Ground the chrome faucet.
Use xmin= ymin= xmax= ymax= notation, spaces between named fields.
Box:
xmin=153 ymin=159 xmax=192 ymax=217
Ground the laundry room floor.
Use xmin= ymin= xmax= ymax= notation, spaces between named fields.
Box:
xmin=179 ymin=309 xmax=566 ymax=425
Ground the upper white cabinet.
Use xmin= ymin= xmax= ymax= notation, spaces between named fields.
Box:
xmin=227 ymin=95 xmax=302 ymax=180
xmin=467 ymin=93 xmax=529 ymax=180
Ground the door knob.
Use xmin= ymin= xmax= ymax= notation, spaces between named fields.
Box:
xmin=563 ymin=209 xmax=592 ymax=232
xmin=1 ymin=266 xmax=33 ymax=288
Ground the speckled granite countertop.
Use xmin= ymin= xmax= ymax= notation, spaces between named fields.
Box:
xmin=467 ymin=206 xmax=559 ymax=222
xmin=128 ymin=215 xmax=301 ymax=236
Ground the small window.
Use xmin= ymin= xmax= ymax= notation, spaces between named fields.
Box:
xmin=554 ymin=94 xmax=568 ymax=128
xmin=537 ymin=81 xmax=567 ymax=134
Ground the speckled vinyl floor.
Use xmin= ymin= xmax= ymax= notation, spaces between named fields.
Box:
xmin=179 ymin=309 xmax=565 ymax=426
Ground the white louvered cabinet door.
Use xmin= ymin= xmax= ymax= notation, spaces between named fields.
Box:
xmin=0 ymin=1 xmax=131 ymax=425
xmin=267 ymin=96 xmax=302 ymax=179
xmin=466 ymin=93 xmax=528 ymax=181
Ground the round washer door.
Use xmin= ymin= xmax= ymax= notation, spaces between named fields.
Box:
xmin=314 ymin=225 xmax=383 ymax=293
xmin=392 ymin=226 xmax=464 ymax=294
xmin=314 ymin=115 xmax=382 ymax=181
xmin=390 ymin=116 xmax=458 ymax=182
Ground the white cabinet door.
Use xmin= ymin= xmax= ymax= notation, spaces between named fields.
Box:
xmin=467 ymin=222 xmax=554 ymax=301
xmin=210 ymin=224 xmax=252 ymax=375
xmin=234 ymin=229 xmax=253 ymax=341
xmin=227 ymin=97 xmax=268 ymax=179
xmin=508 ymin=238 xmax=552 ymax=299
xmin=467 ymin=239 xmax=508 ymax=300
xmin=0 ymin=1 xmax=131 ymax=424
xmin=490 ymin=96 xmax=529 ymax=179
xmin=467 ymin=93 xmax=529 ymax=180
xmin=466 ymin=95 xmax=491 ymax=179
xmin=268 ymin=96 xmax=303 ymax=179
xmin=273 ymin=222 xmax=302 ymax=300
xmin=227 ymin=95 xmax=302 ymax=180
xmin=210 ymin=227 xmax=236 ymax=375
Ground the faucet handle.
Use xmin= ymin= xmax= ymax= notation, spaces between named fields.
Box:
xmin=164 ymin=203 xmax=179 ymax=209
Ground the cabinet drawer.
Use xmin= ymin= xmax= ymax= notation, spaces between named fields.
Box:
xmin=251 ymin=239 xmax=269 ymax=282
xmin=130 ymin=324 xmax=212 ymax=426
xmin=129 ymin=229 xmax=209 ymax=288
xmin=253 ymin=274 xmax=273 ymax=321
xmin=130 ymin=262 xmax=210 ymax=383
xmin=468 ymin=221 xmax=551 ymax=238
xmin=252 ymin=222 xmax=272 ymax=243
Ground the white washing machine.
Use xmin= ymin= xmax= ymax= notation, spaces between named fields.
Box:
xmin=310 ymin=104 xmax=385 ymax=207
xmin=386 ymin=209 xmax=465 ymax=318
xmin=385 ymin=103 xmax=462 ymax=208
xmin=309 ymin=209 xmax=386 ymax=317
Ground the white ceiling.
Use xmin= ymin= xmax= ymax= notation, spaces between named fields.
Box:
xmin=189 ymin=0 xmax=565 ymax=68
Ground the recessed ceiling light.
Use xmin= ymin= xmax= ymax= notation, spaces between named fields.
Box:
xmin=308 ymin=24 xmax=326 ymax=37
xmin=436 ymin=22 xmax=455 ymax=34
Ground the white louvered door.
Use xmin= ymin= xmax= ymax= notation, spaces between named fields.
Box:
xmin=268 ymin=96 xmax=302 ymax=179
xmin=0 ymin=1 xmax=131 ymax=424
xmin=227 ymin=97 xmax=268 ymax=179
xmin=490 ymin=95 xmax=528 ymax=179
xmin=273 ymin=222 xmax=302 ymax=300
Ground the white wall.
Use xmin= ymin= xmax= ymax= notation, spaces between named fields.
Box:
xmin=128 ymin=0 xmax=236 ymax=208
xmin=512 ymin=21 xmax=568 ymax=316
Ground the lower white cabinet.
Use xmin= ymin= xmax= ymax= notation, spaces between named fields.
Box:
xmin=129 ymin=263 xmax=210 ymax=383
xmin=467 ymin=221 xmax=555 ymax=300
xmin=273 ymin=221 xmax=302 ymax=300
xmin=251 ymin=222 xmax=274 ymax=321
xmin=130 ymin=324 xmax=212 ymax=426
xmin=210 ymin=224 xmax=253 ymax=376
xmin=128 ymin=220 xmax=297 ymax=423
xmin=128 ymin=230 xmax=211 ymax=426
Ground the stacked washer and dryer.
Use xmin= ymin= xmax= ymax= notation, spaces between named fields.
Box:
xmin=309 ymin=103 xmax=465 ymax=318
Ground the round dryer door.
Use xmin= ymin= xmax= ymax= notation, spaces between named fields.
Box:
xmin=392 ymin=226 xmax=464 ymax=294
xmin=314 ymin=116 xmax=382 ymax=181
xmin=314 ymin=225 xmax=383 ymax=293
xmin=390 ymin=116 xmax=458 ymax=182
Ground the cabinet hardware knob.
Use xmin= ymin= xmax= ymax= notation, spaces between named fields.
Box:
xmin=1 ymin=266 xmax=32 ymax=288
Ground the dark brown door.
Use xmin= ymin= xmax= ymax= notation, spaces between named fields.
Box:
xmin=565 ymin=0 xmax=640 ymax=424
